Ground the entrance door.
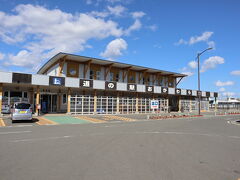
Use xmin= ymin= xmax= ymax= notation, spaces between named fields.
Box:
xmin=40 ymin=94 xmax=58 ymax=113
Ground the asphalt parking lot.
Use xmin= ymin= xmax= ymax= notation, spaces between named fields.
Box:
xmin=0 ymin=115 xmax=239 ymax=180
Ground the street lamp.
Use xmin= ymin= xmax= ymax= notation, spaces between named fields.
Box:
xmin=197 ymin=47 xmax=213 ymax=115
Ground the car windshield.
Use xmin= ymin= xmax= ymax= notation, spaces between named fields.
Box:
xmin=15 ymin=103 xmax=31 ymax=109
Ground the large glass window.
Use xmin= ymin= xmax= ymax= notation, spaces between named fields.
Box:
xmin=115 ymin=73 xmax=119 ymax=82
xmin=109 ymin=72 xmax=114 ymax=81
xmin=89 ymin=70 xmax=94 ymax=79
xmin=62 ymin=94 xmax=67 ymax=104
xmin=4 ymin=91 xmax=8 ymax=97
xmin=10 ymin=91 xmax=22 ymax=97
xmin=96 ymin=71 xmax=101 ymax=80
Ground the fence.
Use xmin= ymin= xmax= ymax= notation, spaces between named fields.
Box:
xmin=180 ymin=99 xmax=209 ymax=112
xmin=70 ymin=95 xmax=168 ymax=115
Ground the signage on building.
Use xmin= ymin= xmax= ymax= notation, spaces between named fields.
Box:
xmin=127 ymin=84 xmax=137 ymax=91
xmin=80 ymin=79 xmax=93 ymax=88
xmin=49 ymin=76 xmax=65 ymax=86
xmin=12 ymin=73 xmax=32 ymax=84
xmin=150 ymin=100 xmax=159 ymax=109
xmin=175 ymin=88 xmax=181 ymax=95
xmin=146 ymin=86 xmax=154 ymax=93
xmin=187 ymin=89 xmax=192 ymax=96
xmin=161 ymin=87 xmax=168 ymax=94
xmin=105 ymin=81 xmax=116 ymax=90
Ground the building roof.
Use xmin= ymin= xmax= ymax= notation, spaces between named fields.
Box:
xmin=37 ymin=52 xmax=187 ymax=77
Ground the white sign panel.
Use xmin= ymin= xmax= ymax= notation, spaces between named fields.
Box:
xmin=150 ymin=100 xmax=159 ymax=109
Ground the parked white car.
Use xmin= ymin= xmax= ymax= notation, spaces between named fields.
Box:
xmin=11 ymin=102 xmax=33 ymax=122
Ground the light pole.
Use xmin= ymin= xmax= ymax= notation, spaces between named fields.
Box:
xmin=197 ymin=47 xmax=213 ymax=115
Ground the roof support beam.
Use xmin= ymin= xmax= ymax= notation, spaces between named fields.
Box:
xmin=84 ymin=60 xmax=92 ymax=78
xmin=138 ymin=69 xmax=148 ymax=83
xmin=176 ymin=77 xmax=184 ymax=87
xmin=104 ymin=63 xmax=114 ymax=80
xmin=58 ymin=55 xmax=67 ymax=77
xmin=122 ymin=66 xmax=132 ymax=82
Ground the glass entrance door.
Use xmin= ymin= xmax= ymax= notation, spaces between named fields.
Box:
xmin=40 ymin=94 xmax=57 ymax=113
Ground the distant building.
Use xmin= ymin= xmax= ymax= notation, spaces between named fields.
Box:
xmin=216 ymin=98 xmax=240 ymax=110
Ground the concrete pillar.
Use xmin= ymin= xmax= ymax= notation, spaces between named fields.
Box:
xmin=214 ymin=97 xmax=217 ymax=112
xmin=29 ymin=89 xmax=34 ymax=105
xmin=0 ymin=83 xmax=2 ymax=115
xmin=166 ymin=98 xmax=169 ymax=113
xmin=116 ymin=92 xmax=120 ymax=114
xmin=94 ymin=90 xmax=97 ymax=114
xmin=178 ymin=97 xmax=181 ymax=113
xmin=35 ymin=86 xmax=40 ymax=115
xmin=67 ymin=88 xmax=71 ymax=114
xmin=189 ymin=99 xmax=192 ymax=112
xmin=136 ymin=93 xmax=139 ymax=113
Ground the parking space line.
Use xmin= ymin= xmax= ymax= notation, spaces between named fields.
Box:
xmin=76 ymin=116 xmax=106 ymax=123
xmin=36 ymin=116 xmax=58 ymax=125
xmin=0 ymin=118 xmax=6 ymax=127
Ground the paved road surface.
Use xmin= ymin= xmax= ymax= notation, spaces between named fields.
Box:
xmin=0 ymin=115 xmax=239 ymax=180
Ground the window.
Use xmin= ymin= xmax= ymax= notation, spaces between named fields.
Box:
xmin=115 ymin=73 xmax=119 ymax=82
xmin=62 ymin=94 xmax=67 ymax=104
xmin=159 ymin=78 xmax=165 ymax=86
xmin=23 ymin=92 xmax=28 ymax=98
xmin=90 ymin=70 xmax=94 ymax=79
xmin=96 ymin=71 xmax=101 ymax=80
xmin=109 ymin=72 xmax=114 ymax=81
xmin=142 ymin=77 xmax=145 ymax=84
xmin=147 ymin=77 xmax=150 ymax=85
xmin=4 ymin=91 xmax=8 ymax=97
xmin=129 ymin=76 xmax=134 ymax=82
xmin=15 ymin=103 xmax=31 ymax=109
xmin=10 ymin=91 xmax=22 ymax=97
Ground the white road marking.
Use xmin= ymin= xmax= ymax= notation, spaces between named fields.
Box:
xmin=133 ymin=131 xmax=240 ymax=140
xmin=0 ymin=125 xmax=34 ymax=128
xmin=11 ymin=135 xmax=73 ymax=143
xmin=0 ymin=131 xmax=32 ymax=135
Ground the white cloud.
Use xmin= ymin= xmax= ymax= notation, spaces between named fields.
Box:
xmin=89 ymin=10 xmax=109 ymax=18
xmin=175 ymin=31 xmax=215 ymax=48
xmin=207 ymin=41 xmax=216 ymax=49
xmin=153 ymin=44 xmax=162 ymax=49
xmin=201 ymin=56 xmax=224 ymax=72
xmin=188 ymin=61 xmax=197 ymax=69
xmin=0 ymin=52 xmax=5 ymax=60
xmin=107 ymin=0 xmax=122 ymax=3
xmin=86 ymin=0 xmax=93 ymax=4
xmin=147 ymin=24 xmax=157 ymax=31
xmin=174 ymin=38 xmax=187 ymax=45
xmin=124 ymin=19 xmax=142 ymax=35
xmin=5 ymin=50 xmax=37 ymax=67
xmin=107 ymin=5 xmax=126 ymax=16
xmin=219 ymin=87 xmax=226 ymax=92
xmin=231 ymin=70 xmax=240 ymax=75
xmin=0 ymin=4 xmax=124 ymax=71
xmin=131 ymin=11 xmax=145 ymax=19
xmin=181 ymin=71 xmax=194 ymax=77
xmin=189 ymin=31 xmax=213 ymax=45
xmin=215 ymin=80 xmax=234 ymax=87
xmin=100 ymin=38 xmax=127 ymax=60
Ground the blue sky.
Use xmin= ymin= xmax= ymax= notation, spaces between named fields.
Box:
xmin=0 ymin=0 xmax=239 ymax=98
